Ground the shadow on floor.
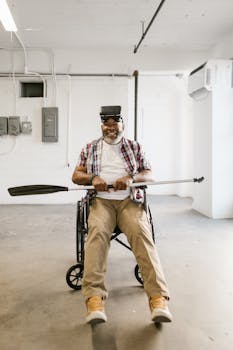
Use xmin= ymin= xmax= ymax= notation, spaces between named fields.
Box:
xmin=91 ymin=321 xmax=163 ymax=350
xmin=91 ymin=323 xmax=118 ymax=350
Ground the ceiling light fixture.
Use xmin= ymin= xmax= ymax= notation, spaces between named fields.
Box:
xmin=0 ymin=0 xmax=17 ymax=31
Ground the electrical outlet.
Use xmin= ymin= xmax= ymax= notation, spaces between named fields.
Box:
xmin=21 ymin=121 xmax=32 ymax=134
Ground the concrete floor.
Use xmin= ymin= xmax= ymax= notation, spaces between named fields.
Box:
xmin=0 ymin=195 xmax=233 ymax=350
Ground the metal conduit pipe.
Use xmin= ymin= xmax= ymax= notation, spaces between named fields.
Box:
xmin=0 ymin=73 xmax=130 ymax=77
xmin=133 ymin=70 xmax=139 ymax=141
xmin=134 ymin=0 xmax=166 ymax=54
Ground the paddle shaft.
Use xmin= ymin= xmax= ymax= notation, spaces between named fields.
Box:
xmin=68 ymin=177 xmax=204 ymax=191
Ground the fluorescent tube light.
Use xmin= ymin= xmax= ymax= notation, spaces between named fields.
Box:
xmin=0 ymin=0 xmax=17 ymax=31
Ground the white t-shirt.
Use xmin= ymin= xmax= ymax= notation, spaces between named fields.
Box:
xmin=97 ymin=141 xmax=130 ymax=200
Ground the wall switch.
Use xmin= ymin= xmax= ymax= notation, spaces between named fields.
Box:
xmin=0 ymin=117 xmax=8 ymax=135
xmin=42 ymin=107 xmax=58 ymax=142
xmin=21 ymin=121 xmax=32 ymax=134
xmin=8 ymin=117 xmax=21 ymax=136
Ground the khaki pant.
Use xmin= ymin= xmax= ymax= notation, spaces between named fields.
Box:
xmin=82 ymin=197 xmax=170 ymax=300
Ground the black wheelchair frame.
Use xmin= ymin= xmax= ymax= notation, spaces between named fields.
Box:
xmin=66 ymin=187 xmax=155 ymax=290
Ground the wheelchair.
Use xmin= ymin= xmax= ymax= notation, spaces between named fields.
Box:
xmin=66 ymin=186 xmax=155 ymax=290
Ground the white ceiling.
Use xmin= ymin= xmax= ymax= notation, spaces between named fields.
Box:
xmin=0 ymin=0 xmax=233 ymax=53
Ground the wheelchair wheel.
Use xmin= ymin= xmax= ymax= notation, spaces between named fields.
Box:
xmin=134 ymin=264 xmax=143 ymax=285
xmin=66 ymin=263 xmax=83 ymax=290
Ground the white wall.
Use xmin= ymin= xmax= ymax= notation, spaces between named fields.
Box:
xmin=192 ymin=92 xmax=213 ymax=217
xmin=0 ymin=72 xmax=194 ymax=204
xmin=0 ymin=76 xmax=132 ymax=204
xmin=0 ymin=47 xmax=209 ymax=204
xmin=137 ymin=73 xmax=194 ymax=196
xmin=212 ymin=87 xmax=233 ymax=218
xmin=186 ymin=27 xmax=233 ymax=219
xmin=191 ymin=60 xmax=233 ymax=218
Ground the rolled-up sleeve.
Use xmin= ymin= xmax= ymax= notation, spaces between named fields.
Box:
xmin=137 ymin=143 xmax=151 ymax=171
xmin=77 ymin=146 xmax=87 ymax=167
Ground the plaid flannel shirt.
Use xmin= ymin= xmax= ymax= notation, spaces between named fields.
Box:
xmin=77 ymin=137 xmax=151 ymax=176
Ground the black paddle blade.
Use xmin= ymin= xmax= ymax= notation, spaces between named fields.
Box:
xmin=8 ymin=185 xmax=69 ymax=196
xmin=194 ymin=177 xmax=205 ymax=183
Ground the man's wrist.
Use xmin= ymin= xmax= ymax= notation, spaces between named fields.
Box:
xmin=89 ymin=174 xmax=97 ymax=185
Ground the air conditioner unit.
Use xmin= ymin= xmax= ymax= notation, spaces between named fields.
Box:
xmin=188 ymin=59 xmax=232 ymax=98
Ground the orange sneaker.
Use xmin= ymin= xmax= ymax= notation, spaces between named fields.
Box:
xmin=86 ymin=296 xmax=107 ymax=324
xmin=149 ymin=296 xmax=172 ymax=323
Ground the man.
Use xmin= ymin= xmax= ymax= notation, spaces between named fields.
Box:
xmin=72 ymin=105 xmax=172 ymax=325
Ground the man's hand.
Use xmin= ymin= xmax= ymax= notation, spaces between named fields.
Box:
xmin=92 ymin=176 xmax=108 ymax=192
xmin=113 ymin=175 xmax=133 ymax=191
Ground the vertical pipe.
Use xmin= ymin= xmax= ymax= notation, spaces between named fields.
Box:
xmin=133 ymin=70 xmax=138 ymax=141
xmin=66 ymin=75 xmax=72 ymax=167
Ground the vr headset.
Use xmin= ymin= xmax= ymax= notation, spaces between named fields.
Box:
xmin=100 ymin=106 xmax=122 ymax=122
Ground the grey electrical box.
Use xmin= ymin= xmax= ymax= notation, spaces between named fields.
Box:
xmin=42 ymin=107 xmax=58 ymax=142
xmin=21 ymin=121 xmax=32 ymax=134
xmin=0 ymin=117 xmax=8 ymax=135
xmin=8 ymin=117 xmax=21 ymax=136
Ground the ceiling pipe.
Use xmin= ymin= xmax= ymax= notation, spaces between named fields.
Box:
xmin=0 ymin=72 xmax=130 ymax=77
xmin=134 ymin=0 xmax=166 ymax=54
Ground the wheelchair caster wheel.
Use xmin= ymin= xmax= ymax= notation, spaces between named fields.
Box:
xmin=66 ymin=263 xmax=84 ymax=290
xmin=134 ymin=264 xmax=143 ymax=285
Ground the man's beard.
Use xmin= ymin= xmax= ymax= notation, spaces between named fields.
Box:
xmin=103 ymin=130 xmax=123 ymax=144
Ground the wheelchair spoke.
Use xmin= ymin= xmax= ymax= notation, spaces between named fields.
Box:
xmin=70 ymin=277 xmax=78 ymax=282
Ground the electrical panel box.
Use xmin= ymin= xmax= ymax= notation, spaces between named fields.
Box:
xmin=0 ymin=117 xmax=8 ymax=136
xmin=42 ymin=107 xmax=58 ymax=142
xmin=8 ymin=117 xmax=21 ymax=136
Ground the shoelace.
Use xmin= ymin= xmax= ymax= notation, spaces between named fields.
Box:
xmin=87 ymin=296 xmax=104 ymax=312
xmin=149 ymin=296 xmax=166 ymax=310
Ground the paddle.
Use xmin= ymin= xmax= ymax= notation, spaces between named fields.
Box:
xmin=8 ymin=177 xmax=204 ymax=196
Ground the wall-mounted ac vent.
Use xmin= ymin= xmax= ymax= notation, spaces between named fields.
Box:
xmin=188 ymin=60 xmax=232 ymax=98
xmin=20 ymin=81 xmax=45 ymax=98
